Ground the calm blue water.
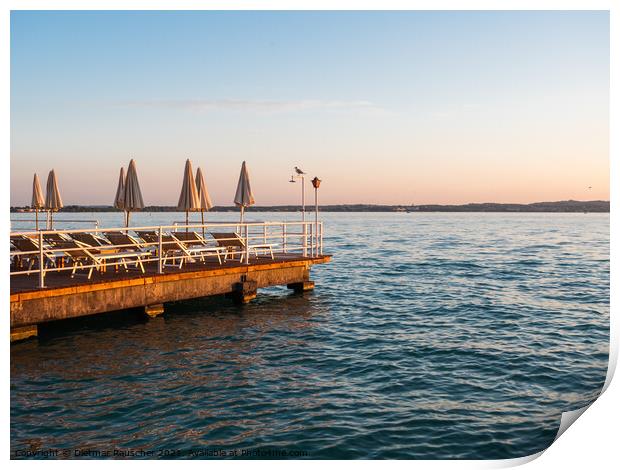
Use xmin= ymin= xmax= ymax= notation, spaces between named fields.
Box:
xmin=10 ymin=212 xmax=609 ymax=459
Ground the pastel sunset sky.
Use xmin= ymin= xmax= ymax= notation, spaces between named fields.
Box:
xmin=10 ymin=10 xmax=609 ymax=206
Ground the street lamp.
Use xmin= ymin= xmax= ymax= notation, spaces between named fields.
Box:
xmin=311 ymin=177 xmax=321 ymax=256
xmin=290 ymin=167 xmax=307 ymax=256
xmin=289 ymin=171 xmax=305 ymax=222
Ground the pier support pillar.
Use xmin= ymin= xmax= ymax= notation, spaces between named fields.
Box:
xmin=10 ymin=325 xmax=38 ymax=342
xmin=144 ymin=304 xmax=165 ymax=318
xmin=287 ymin=280 xmax=315 ymax=293
xmin=228 ymin=280 xmax=257 ymax=304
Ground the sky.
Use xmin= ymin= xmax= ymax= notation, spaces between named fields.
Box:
xmin=10 ymin=10 xmax=609 ymax=206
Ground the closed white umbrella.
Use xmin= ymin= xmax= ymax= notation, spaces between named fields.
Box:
xmin=177 ymin=159 xmax=200 ymax=230
xmin=44 ymin=169 xmax=63 ymax=229
xmin=234 ymin=161 xmax=255 ymax=223
xmin=31 ymin=173 xmax=45 ymax=230
xmin=113 ymin=167 xmax=126 ymax=225
xmin=195 ymin=166 xmax=213 ymax=236
xmin=123 ymin=159 xmax=144 ymax=227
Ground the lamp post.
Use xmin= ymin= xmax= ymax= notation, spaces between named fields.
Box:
xmin=289 ymin=173 xmax=305 ymax=222
xmin=290 ymin=169 xmax=307 ymax=255
xmin=311 ymin=177 xmax=321 ymax=256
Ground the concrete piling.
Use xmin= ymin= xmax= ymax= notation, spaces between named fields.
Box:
xmin=287 ymin=281 xmax=315 ymax=293
xmin=227 ymin=280 xmax=258 ymax=304
xmin=144 ymin=304 xmax=165 ymax=318
xmin=286 ymin=268 xmax=315 ymax=293
xmin=10 ymin=325 xmax=38 ymax=342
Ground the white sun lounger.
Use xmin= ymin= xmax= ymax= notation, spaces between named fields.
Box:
xmin=210 ymin=232 xmax=277 ymax=263
xmin=171 ymin=232 xmax=226 ymax=265
xmin=61 ymin=240 xmax=149 ymax=279
xmin=136 ymin=231 xmax=225 ymax=268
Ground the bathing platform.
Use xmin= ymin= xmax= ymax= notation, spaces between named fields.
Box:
xmin=10 ymin=221 xmax=329 ymax=341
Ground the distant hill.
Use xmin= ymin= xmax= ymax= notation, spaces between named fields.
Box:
xmin=10 ymin=200 xmax=609 ymax=213
xmin=412 ymin=200 xmax=610 ymax=213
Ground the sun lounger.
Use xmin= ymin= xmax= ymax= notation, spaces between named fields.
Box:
xmin=42 ymin=232 xmax=72 ymax=247
xmin=135 ymin=231 xmax=187 ymax=268
xmin=170 ymin=232 xmax=225 ymax=264
xmin=210 ymin=232 xmax=276 ymax=263
xmin=10 ymin=235 xmax=57 ymax=271
xmin=102 ymin=231 xmax=144 ymax=252
xmin=72 ymin=232 xmax=114 ymax=248
xmin=59 ymin=240 xmax=148 ymax=279
xmin=172 ymin=231 xmax=209 ymax=247
xmin=136 ymin=231 xmax=224 ymax=267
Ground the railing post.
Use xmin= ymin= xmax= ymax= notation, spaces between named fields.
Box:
xmin=313 ymin=223 xmax=316 ymax=256
xmin=158 ymin=226 xmax=163 ymax=274
xmin=38 ymin=230 xmax=45 ymax=288
xmin=315 ymin=224 xmax=319 ymax=257
xmin=320 ymin=222 xmax=323 ymax=255
xmin=245 ymin=224 xmax=250 ymax=265
xmin=309 ymin=223 xmax=314 ymax=256
xmin=303 ymin=222 xmax=307 ymax=257
xmin=263 ymin=224 xmax=267 ymax=244
xmin=283 ymin=224 xmax=287 ymax=253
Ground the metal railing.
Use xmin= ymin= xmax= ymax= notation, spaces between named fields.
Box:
xmin=10 ymin=218 xmax=100 ymax=230
xmin=10 ymin=220 xmax=324 ymax=289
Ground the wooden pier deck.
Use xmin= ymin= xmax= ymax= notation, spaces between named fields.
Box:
xmin=10 ymin=254 xmax=331 ymax=341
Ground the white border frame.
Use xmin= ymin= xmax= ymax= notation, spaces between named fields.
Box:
xmin=3 ymin=2 xmax=616 ymax=468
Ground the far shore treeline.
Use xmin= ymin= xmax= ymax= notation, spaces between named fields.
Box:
xmin=10 ymin=200 xmax=610 ymax=213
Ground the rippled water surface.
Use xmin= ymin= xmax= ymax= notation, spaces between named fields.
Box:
xmin=11 ymin=212 xmax=609 ymax=459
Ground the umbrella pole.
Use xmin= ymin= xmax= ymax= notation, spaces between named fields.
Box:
xmin=126 ymin=211 xmax=130 ymax=228
xmin=201 ymin=211 xmax=205 ymax=238
xmin=186 ymin=211 xmax=189 ymax=233
xmin=239 ymin=206 xmax=245 ymax=236
xmin=50 ymin=210 xmax=53 ymax=230
xmin=35 ymin=209 xmax=39 ymax=231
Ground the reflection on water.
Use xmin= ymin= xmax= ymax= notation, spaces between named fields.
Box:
xmin=11 ymin=212 xmax=609 ymax=459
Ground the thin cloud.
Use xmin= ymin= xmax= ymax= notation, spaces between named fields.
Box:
xmin=114 ymin=99 xmax=384 ymax=114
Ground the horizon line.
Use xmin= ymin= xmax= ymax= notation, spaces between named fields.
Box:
xmin=10 ymin=199 xmax=610 ymax=208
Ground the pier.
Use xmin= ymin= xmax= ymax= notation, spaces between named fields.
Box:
xmin=10 ymin=221 xmax=329 ymax=341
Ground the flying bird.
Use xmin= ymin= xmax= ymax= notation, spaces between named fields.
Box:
xmin=295 ymin=167 xmax=306 ymax=175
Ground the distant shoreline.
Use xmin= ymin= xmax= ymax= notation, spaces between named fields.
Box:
xmin=10 ymin=200 xmax=610 ymax=213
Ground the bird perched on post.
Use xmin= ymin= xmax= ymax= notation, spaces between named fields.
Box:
xmin=295 ymin=167 xmax=306 ymax=175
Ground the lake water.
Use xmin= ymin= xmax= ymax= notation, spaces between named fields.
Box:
xmin=10 ymin=212 xmax=610 ymax=459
